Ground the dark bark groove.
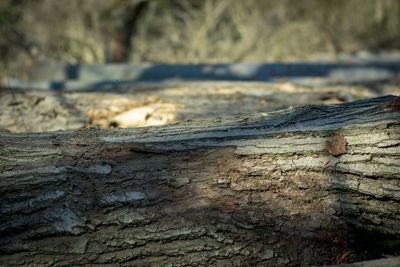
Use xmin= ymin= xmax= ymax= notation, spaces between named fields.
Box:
xmin=0 ymin=95 xmax=399 ymax=266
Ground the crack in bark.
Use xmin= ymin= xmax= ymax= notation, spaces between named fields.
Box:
xmin=0 ymin=96 xmax=399 ymax=266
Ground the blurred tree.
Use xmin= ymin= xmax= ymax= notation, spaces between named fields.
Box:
xmin=1 ymin=0 xmax=400 ymax=80
xmin=0 ymin=0 xmax=23 ymax=59
xmin=106 ymin=0 xmax=148 ymax=63
xmin=0 ymin=0 xmax=40 ymax=78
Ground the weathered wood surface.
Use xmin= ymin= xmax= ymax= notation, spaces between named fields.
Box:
xmin=0 ymin=95 xmax=399 ymax=266
xmin=2 ymin=81 xmax=397 ymax=133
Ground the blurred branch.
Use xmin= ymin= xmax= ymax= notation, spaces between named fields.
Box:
xmin=6 ymin=26 xmax=40 ymax=58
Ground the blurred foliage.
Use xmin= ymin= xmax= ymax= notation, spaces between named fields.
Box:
xmin=1 ymin=0 xmax=400 ymax=77
xmin=0 ymin=0 xmax=24 ymax=78
xmin=0 ymin=0 xmax=23 ymax=25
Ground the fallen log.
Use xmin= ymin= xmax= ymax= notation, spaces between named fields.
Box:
xmin=1 ymin=95 xmax=399 ymax=266
xmin=0 ymin=81 xmax=388 ymax=133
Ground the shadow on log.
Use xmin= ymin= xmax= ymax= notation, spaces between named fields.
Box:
xmin=0 ymin=95 xmax=399 ymax=266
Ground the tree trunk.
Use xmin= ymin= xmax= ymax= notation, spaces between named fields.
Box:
xmin=1 ymin=95 xmax=399 ymax=266
xmin=107 ymin=1 xmax=148 ymax=63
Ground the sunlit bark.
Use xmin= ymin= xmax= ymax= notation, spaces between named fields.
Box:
xmin=1 ymin=96 xmax=399 ymax=266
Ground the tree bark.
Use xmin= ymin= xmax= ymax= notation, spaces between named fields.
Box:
xmin=1 ymin=95 xmax=399 ymax=266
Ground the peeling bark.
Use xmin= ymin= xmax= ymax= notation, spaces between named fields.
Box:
xmin=0 ymin=95 xmax=400 ymax=266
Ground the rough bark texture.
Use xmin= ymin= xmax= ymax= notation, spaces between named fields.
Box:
xmin=1 ymin=95 xmax=400 ymax=266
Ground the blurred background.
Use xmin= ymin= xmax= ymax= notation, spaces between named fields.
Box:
xmin=2 ymin=0 xmax=400 ymax=74
xmin=1 ymin=0 xmax=400 ymax=132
